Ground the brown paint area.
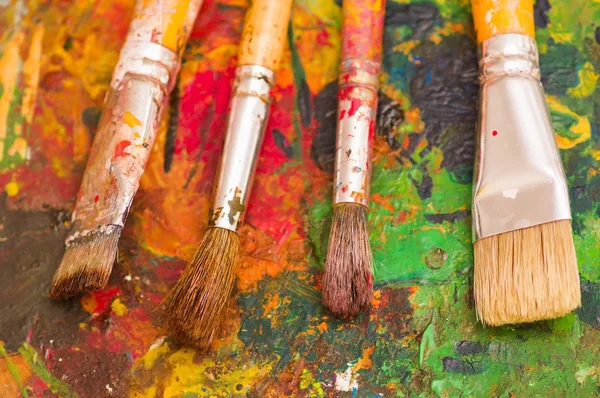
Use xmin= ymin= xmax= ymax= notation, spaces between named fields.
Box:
xmin=0 ymin=196 xmax=87 ymax=351
xmin=227 ymin=187 xmax=245 ymax=227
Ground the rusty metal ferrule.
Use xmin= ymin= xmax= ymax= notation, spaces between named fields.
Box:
xmin=66 ymin=42 xmax=179 ymax=245
xmin=209 ymin=65 xmax=275 ymax=232
xmin=472 ymin=34 xmax=571 ymax=241
xmin=333 ymin=58 xmax=380 ymax=207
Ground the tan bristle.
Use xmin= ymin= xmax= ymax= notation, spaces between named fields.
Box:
xmin=161 ymin=227 xmax=240 ymax=349
xmin=50 ymin=226 xmax=121 ymax=299
xmin=322 ymin=203 xmax=374 ymax=317
xmin=474 ymin=219 xmax=581 ymax=326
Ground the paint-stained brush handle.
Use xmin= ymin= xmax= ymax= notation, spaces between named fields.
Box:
xmin=471 ymin=0 xmax=535 ymax=43
xmin=68 ymin=0 xmax=203 ymax=243
xmin=341 ymin=0 xmax=386 ymax=61
xmin=471 ymin=1 xmax=571 ymax=239
xmin=333 ymin=0 xmax=385 ymax=207
xmin=209 ymin=0 xmax=293 ymax=231
xmin=238 ymin=0 xmax=293 ymax=70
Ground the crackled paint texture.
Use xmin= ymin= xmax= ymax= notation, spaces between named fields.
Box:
xmin=1 ymin=0 xmax=600 ymax=396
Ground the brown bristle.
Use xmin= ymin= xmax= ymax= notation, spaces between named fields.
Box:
xmin=474 ymin=219 xmax=581 ymax=326
xmin=161 ymin=227 xmax=240 ymax=349
xmin=322 ymin=203 xmax=374 ymax=317
xmin=50 ymin=226 xmax=121 ymax=299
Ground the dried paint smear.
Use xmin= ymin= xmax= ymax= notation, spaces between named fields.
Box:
xmin=1 ymin=0 xmax=600 ymax=396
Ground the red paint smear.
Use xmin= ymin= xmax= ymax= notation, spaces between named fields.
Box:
xmin=28 ymin=375 xmax=50 ymax=397
xmin=315 ymin=28 xmax=330 ymax=47
xmin=492 ymin=130 xmax=498 ymax=136
xmin=176 ymin=67 xmax=235 ymax=157
xmin=342 ymin=185 xmax=348 ymax=193
xmin=113 ymin=140 xmax=131 ymax=158
xmin=26 ymin=323 xmax=35 ymax=343
xmin=86 ymin=287 xmax=121 ymax=316
xmin=369 ymin=119 xmax=375 ymax=139
xmin=339 ymin=109 xmax=346 ymax=120
xmin=348 ymin=97 xmax=362 ymax=117
xmin=94 ymin=195 xmax=99 ymax=203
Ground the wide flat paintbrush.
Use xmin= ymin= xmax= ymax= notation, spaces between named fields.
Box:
xmin=471 ymin=0 xmax=580 ymax=325
xmin=322 ymin=0 xmax=386 ymax=317
xmin=50 ymin=0 xmax=205 ymax=299
xmin=161 ymin=0 xmax=293 ymax=348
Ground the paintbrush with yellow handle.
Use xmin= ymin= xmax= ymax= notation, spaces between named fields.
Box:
xmin=471 ymin=0 xmax=580 ymax=325
xmin=50 ymin=0 xmax=205 ymax=299
xmin=161 ymin=0 xmax=293 ymax=348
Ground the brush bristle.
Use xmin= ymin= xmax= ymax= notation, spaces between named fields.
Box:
xmin=161 ymin=227 xmax=240 ymax=348
xmin=50 ymin=226 xmax=121 ymax=299
xmin=474 ymin=219 xmax=581 ymax=326
xmin=322 ymin=203 xmax=374 ymax=317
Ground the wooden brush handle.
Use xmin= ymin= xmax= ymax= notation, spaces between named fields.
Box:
xmin=342 ymin=0 xmax=386 ymax=62
xmin=128 ymin=0 xmax=204 ymax=55
xmin=471 ymin=0 xmax=534 ymax=44
xmin=238 ymin=0 xmax=294 ymax=70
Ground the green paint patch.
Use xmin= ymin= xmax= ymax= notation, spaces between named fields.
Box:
xmin=19 ymin=343 xmax=78 ymax=398
xmin=0 ymin=84 xmax=27 ymax=171
xmin=575 ymin=212 xmax=600 ymax=282
xmin=0 ymin=343 xmax=28 ymax=397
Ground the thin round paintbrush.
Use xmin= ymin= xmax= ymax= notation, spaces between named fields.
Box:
xmin=471 ymin=0 xmax=581 ymax=325
xmin=322 ymin=0 xmax=386 ymax=317
xmin=161 ymin=0 xmax=293 ymax=348
xmin=50 ymin=0 xmax=205 ymax=299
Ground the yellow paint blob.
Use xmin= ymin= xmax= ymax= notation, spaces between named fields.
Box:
xmin=111 ymin=298 xmax=128 ymax=316
xmin=123 ymin=111 xmax=142 ymax=128
xmin=547 ymin=95 xmax=592 ymax=149
xmin=4 ymin=180 xmax=19 ymax=197
xmin=471 ymin=0 xmax=535 ymax=43
xmin=7 ymin=137 xmax=27 ymax=159
xmin=567 ymin=62 xmax=599 ymax=98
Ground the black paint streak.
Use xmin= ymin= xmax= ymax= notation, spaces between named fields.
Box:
xmin=0 ymin=196 xmax=87 ymax=351
xmin=411 ymin=172 xmax=433 ymax=200
xmin=409 ymin=35 xmax=478 ymax=184
xmin=377 ymin=91 xmax=404 ymax=139
xmin=163 ymin=75 xmax=181 ymax=173
xmin=576 ymin=281 xmax=600 ymax=329
xmin=455 ymin=340 xmax=484 ymax=356
xmin=534 ymin=0 xmax=551 ymax=28
xmin=288 ymin=24 xmax=313 ymax=128
xmin=272 ymin=129 xmax=294 ymax=159
xmin=297 ymin=78 xmax=313 ymax=128
xmin=82 ymin=107 xmax=102 ymax=135
xmin=596 ymin=27 xmax=600 ymax=44
xmin=311 ymin=81 xmax=338 ymax=173
xmin=424 ymin=210 xmax=470 ymax=224
xmin=385 ymin=2 xmax=440 ymax=39
xmin=442 ymin=357 xmax=479 ymax=374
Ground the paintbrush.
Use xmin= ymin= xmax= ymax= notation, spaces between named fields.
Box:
xmin=161 ymin=0 xmax=293 ymax=348
xmin=471 ymin=0 xmax=580 ymax=325
xmin=50 ymin=0 xmax=205 ymax=299
xmin=321 ymin=0 xmax=386 ymax=317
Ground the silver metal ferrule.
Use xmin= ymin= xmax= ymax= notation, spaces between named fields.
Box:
xmin=472 ymin=34 xmax=571 ymax=241
xmin=333 ymin=58 xmax=380 ymax=207
xmin=67 ymin=42 xmax=179 ymax=245
xmin=209 ymin=65 xmax=275 ymax=231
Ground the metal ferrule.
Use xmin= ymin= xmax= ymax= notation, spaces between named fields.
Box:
xmin=209 ymin=65 xmax=275 ymax=231
xmin=67 ymin=42 xmax=179 ymax=245
xmin=472 ymin=34 xmax=571 ymax=241
xmin=333 ymin=58 xmax=380 ymax=207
